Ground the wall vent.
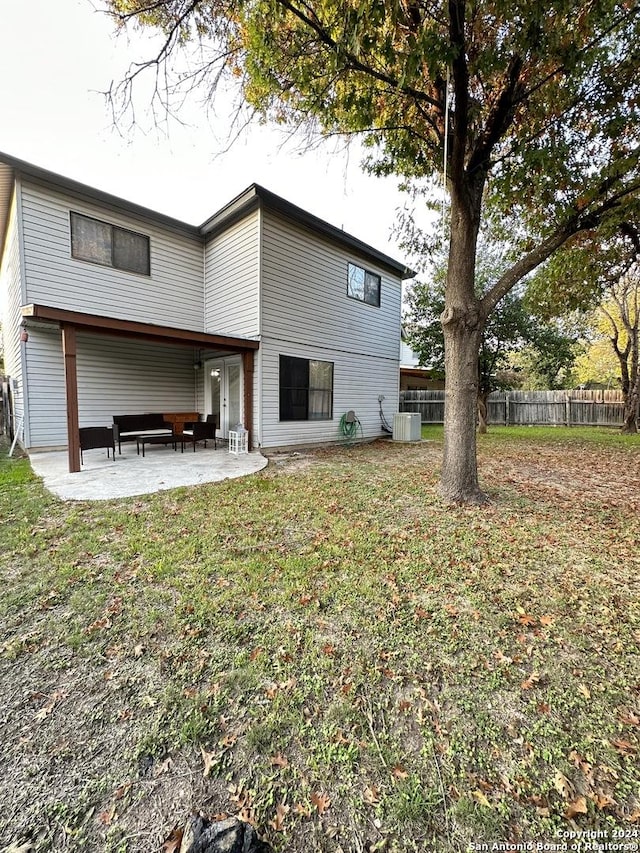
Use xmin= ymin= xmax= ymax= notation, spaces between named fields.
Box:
xmin=392 ymin=412 xmax=421 ymax=442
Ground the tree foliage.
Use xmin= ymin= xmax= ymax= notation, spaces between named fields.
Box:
xmin=528 ymin=220 xmax=640 ymax=431
xmin=406 ymin=238 xmax=580 ymax=431
xmin=106 ymin=0 xmax=640 ymax=500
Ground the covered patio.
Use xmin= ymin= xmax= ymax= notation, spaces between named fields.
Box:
xmin=29 ymin=441 xmax=268 ymax=501
xmin=21 ymin=303 xmax=260 ymax=474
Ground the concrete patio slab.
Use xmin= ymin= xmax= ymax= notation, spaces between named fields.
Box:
xmin=29 ymin=442 xmax=269 ymax=501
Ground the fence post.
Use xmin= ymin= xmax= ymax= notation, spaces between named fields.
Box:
xmin=565 ymin=393 xmax=571 ymax=427
xmin=505 ymin=391 xmax=510 ymax=425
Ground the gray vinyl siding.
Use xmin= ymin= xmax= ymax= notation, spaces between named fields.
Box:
xmin=25 ymin=328 xmax=197 ymax=448
xmin=259 ymin=339 xmax=399 ymax=448
xmin=260 ymin=210 xmax=402 ymax=359
xmin=204 ymin=212 xmax=260 ymax=338
xmin=20 ymin=179 xmax=204 ymax=329
xmin=0 ymin=190 xmax=26 ymax=435
xmin=258 ymin=209 xmax=402 ymax=447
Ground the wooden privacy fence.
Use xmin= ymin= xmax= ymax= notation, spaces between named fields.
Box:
xmin=399 ymin=389 xmax=630 ymax=428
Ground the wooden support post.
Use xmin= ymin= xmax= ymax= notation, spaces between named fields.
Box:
xmin=242 ymin=349 xmax=255 ymax=448
xmin=565 ymin=393 xmax=571 ymax=428
xmin=62 ymin=324 xmax=81 ymax=473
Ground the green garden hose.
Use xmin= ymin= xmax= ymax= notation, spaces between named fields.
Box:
xmin=339 ymin=411 xmax=362 ymax=441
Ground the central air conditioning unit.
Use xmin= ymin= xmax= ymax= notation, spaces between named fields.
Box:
xmin=392 ymin=412 xmax=422 ymax=442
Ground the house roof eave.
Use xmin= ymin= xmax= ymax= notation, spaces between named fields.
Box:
xmin=199 ymin=184 xmax=416 ymax=280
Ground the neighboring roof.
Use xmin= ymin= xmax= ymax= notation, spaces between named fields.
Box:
xmin=0 ymin=151 xmax=415 ymax=280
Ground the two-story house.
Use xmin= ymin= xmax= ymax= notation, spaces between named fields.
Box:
xmin=0 ymin=152 xmax=413 ymax=472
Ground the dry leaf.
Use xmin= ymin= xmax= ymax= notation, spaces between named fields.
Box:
xmin=270 ymin=753 xmax=289 ymax=769
xmin=611 ymin=738 xmax=637 ymax=756
xmin=97 ymin=803 xmax=117 ymax=826
xmin=363 ymin=786 xmax=380 ymax=805
xmin=517 ymin=613 xmax=537 ymax=626
xmin=264 ymin=683 xmax=278 ymax=700
xmin=564 ymin=796 xmax=588 ymax=819
xmin=133 ymin=644 xmax=144 ymax=658
xmin=521 ymin=671 xmax=541 ymax=690
xmin=618 ymin=710 xmax=640 ymax=726
xmin=311 ymin=791 xmax=331 ymax=815
xmin=553 ymin=770 xmax=574 ymax=800
xmin=591 ymin=790 xmax=616 ymax=809
xmin=34 ymin=690 xmax=65 ymax=722
xmin=152 ymin=756 xmax=173 ymax=778
xmin=577 ymin=684 xmax=591 ymax=700
xmin=471 ymin=789 xmax=492 ymax=808
xmin=392 ymin=765 xmax=409 ymax=780
xmin=201 ymin=746 xmax=217 ymax=777
xmin=294 ymin=802 xmax=311 ymax=817
xmin=539 ymin=615 xmax=555 ymax=626
xmin=160 ymin=826 xmax=183 ymax=853
xmin=268 ymin=802 xmax=290 ymax=832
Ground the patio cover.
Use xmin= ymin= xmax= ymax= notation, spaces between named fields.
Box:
xmin=21 ymin=303 xmax=260 ymax=473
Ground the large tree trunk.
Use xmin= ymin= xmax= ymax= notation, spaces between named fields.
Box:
xmin=440 ymin=184 xmax=488 ymax=504
xmin=442 ymin=322 xmax=485 ymax=501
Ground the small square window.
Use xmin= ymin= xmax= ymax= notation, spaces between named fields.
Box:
xmin=347 ymin=262 xmax=380 ymax=307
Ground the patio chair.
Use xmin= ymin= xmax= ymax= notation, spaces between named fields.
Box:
xmin=79 ymin=426 xmax=116 ymax=465
xmin=182 ymin=416 xmax=217 ymax=451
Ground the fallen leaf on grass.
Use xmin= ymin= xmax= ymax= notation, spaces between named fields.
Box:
xmin=618 ymin=710 xmax=640 ymax=727
xmin=153 ymin=756 xmax=173 ymax=778
xmin=590 ymin=791 xmax=616 ymax=810
xmin=564 ymin=796 xmax=588 ymax=819
xmin=553 ymin=770 xmax=574 ymax=799
xmin=471 ymin=789 xmax=492 ymax=808
xmin=270 ymin=753 xmax=289 ymax=770
xmin=391 ymin=765 xmax=409 ymax=780
xmin=363 ymin=786 xmax=381 ymax=805
xmin=311 ymin=791 xmax=331 ymax=815
xmin=201 ymin=746 xmax=217 ymax=777
xmin=293 ymin=802 xmax=311 ymax=817
xmin=539 ymin=615 xmax=555 ymax=627
xmin=34 ymin=690 xmax=65 ymax=721
xmin=160 ymin=826 xmax=183 ymax=853
xmin=268 ymin=802 xmax=290 ymax=832
xmin=611 ymin=738 xmax=637 ymax=756
xmin=133 ymin=644 xmax=144 ymax=658
xmin=97 ymin=803 xmax=117 ymax=826
xmin=577 ymin=684 xmax=591 ymax=700
xmin=521 ymin=671 xmax=541 ymax=690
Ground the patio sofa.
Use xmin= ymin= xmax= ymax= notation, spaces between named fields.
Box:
xmin=112 ymin=413 xmax=172 ymax=454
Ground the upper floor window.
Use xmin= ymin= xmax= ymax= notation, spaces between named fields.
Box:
xmin=347 ymin=262 xmax=380 ymax=307
xmin=70 ymin=212 xmax=150 ymax=276
xmin=279 ymin=355 xmax=333 ymax=421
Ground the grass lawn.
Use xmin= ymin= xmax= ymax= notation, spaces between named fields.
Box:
xmin=0 ymin=427 xmax=639 ymax=852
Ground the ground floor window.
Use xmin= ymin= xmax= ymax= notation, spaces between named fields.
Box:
xmin=279 ymin=355 xmax=333 ymax=421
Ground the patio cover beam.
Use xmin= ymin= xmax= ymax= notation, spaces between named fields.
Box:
xmin=21 ymin=304 xmax=260 ymax=351
xmin=21 ymin=304 xmax=260 ymax=473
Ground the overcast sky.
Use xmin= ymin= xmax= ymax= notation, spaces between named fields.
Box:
xmin=0 ymin=0 xmax=431 ymax=267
